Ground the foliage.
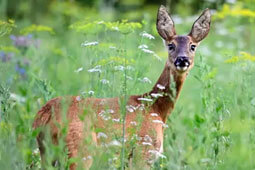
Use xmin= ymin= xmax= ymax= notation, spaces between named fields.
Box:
xmin=0 ymin=19 xmax=16 ymax=37
xmin=214 ymin=3 xmax=255 ymax=20
xmin=70 ymin=20 xmax=143 ymax=35
xmin=225 ymin=51 xmax=255 ymax=63
xmin=0 ymin=1 xmax=255 ymax=170
xmin=20 ymin=24 xmax=55 ymax=35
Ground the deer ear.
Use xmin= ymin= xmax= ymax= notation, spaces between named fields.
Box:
xmin=156 ymin=5 xmax=176 ymax=41
xmin=189 ymin=8 xmax=211 ymax=42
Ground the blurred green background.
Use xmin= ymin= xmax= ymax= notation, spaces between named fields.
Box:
xmin=1 ymin=0 xmax=255 ymax=169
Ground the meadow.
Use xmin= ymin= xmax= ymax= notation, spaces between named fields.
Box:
xmin=1 ymin=1 xmax=255 ymax=169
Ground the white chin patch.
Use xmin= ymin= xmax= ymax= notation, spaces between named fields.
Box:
xmin=177 ymin=66 xmax=188 ymax=71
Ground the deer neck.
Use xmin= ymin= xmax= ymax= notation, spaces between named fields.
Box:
xmin=146 ymin=60 xmax=187 ymax=122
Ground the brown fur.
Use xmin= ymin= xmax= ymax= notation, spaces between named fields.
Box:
xmin=33 ymin=5 xmax=211 ymax=169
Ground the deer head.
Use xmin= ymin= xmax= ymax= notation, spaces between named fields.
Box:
xmin=157 ymin=5 xmax=211 ymax=73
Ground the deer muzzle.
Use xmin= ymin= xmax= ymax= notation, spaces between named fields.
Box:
xmin=174 ymin=56 xmax=190 ymax=72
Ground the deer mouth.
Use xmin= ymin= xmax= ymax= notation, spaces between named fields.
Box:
xmin=176 ymin=65 xmax=188 ymax=71
xmin=174 ymin=57 xmax=190 ymax=72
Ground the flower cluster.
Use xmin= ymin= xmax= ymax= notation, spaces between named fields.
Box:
xmin=70 ymin=20 xmax=142 ymax=35
xmin=20 ymin=24 xmax=55 ymax=35
xmin=0 ymin=34 xmax=38 ymax=78
xmin=0 ymin=19 xmax=16 ymax=37
xmin=95 ymin=56 xmax=135 ymax=66
xmin=138 ymin=44 xmax=161 ymax=61
xmin=225 ymin=51 xmax=255 ymax=63
xmin=0 ymin=52 xmax=13 ymax=62
xmin=214 ymin=4 xmax=255 ymax=20
xmin=10 ymin=34 xmax=41 ymax=48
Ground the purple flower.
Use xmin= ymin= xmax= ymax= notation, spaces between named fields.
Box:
xmin=15 ymin=63 xmax=26 ymax=76
xmin=10 ymin=35 xmax=32 ymax=47
xmin=0 ymin=51 xmax=13 ymax=62
xmin=10 ymin=34 xmax=40 ymax=48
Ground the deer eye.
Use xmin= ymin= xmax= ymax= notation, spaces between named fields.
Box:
xmin=168 ymin=43 xmax=175 ymax=51
xmin=190 ymin=44 xmax=196 ymax=51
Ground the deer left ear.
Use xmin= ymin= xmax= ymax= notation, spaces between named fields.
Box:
xmin=189 ymin=8 xmax=211 ymax=43
xmin=156 ymin=5 xmax=176 ymax=41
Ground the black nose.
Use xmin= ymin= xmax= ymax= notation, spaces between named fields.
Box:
xmin=174 ymin=56 xmax=190 ymax=67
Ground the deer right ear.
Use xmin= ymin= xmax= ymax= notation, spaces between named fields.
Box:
xmin=156 ymin=5 xmax=176 ymax=41
xmin=189 ymin=9 xmax=211 ymax=42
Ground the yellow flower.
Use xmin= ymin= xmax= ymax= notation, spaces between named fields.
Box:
xmin=214 ymin=3 xmax=255 ymax=20
xmin=96 ymin=56 xmax=135 ymax=66
xmin=71 ymin=20 xmax=142 ymax=34
xmin=20 ymin=24 xmax=55 ymax=35
xmin=224 ymin=56 xmax=240 ymax=63
xmin=0 ymin=46 xmax=20 ymax=54
xmin=225 ymin=52 xmax=255 ymax=63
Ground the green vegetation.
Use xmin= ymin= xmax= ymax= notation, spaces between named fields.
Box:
xmin=0 ymin=0 xmax=255 ymax=169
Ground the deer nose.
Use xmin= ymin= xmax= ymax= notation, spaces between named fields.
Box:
xmin=174 ymin=56 xmax=190 ymax=68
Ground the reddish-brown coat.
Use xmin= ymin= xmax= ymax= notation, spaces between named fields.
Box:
xmin=32 ymin=61 xmax=187 ymax=169
xmin=33 ymin=5 xmax=211 ymax=169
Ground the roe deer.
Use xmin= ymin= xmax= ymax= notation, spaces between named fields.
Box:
xmin=33 ymin=5 xmax=211 ymax=169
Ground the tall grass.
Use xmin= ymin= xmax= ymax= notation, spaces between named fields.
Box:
xmin=0 ymin=2 xmax=255 ymax=170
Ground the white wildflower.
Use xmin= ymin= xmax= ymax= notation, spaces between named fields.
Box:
xmin=76 ymin=96 xmax=81 ymax=101
xmin=140 ymin=31 xmax=155 ymax=40
xmin=81 ymin=41 xmax=99 ymax=47
xmin=74 ymin=67 xmax=83 ymax=73
xmin=151 ymin=93 xmax=163 ymax=98
xmin=83 ymin=155 xmax=92 ymax=161
xmin=152 ymin=120 xmax=164 ymax=124
xmin=152 ymin=120 xmax=168 ymax=128
xmin=88 ymin=90 xmax=94 ymax=95
xmin=100 ymin=79 xmax=109 ymax=84
xmin=88 ymin=65 xmax=102 ymax=73
xmin=109 ymin=46 xmax=116 ymax=49
xmin=109 ymin=140 xmax=122 ymax=147
xmin=10 ymin=93 xmax=26 ymax=103
xmin=97 ymin=132 xmax=108 ymax=139
xmin=156 ymin=84 xmax=165 ymax=90
xmin=112 ymin=118 xmax=120 ymax=122
xmin=138 ymin=98 xmax=153 ymax=102
xmin=138 ymin=104 xmax=145 ymax=110
xmin=142 ymin=142 xmax=152 ymax=146
xmin=32 ymin=148 xmax=40 ymax=155
xmin=99 ymin=110 xmax=110 ymax=121
xmin=130 ymin=121 xmax=137 ymax=126
xmin=126 ymin=76 xmax=133 ymax=80
xmin=97 ymin=21 xmax=104 ymax=24
xmin=153 ymin=53 xmax=162 ymax=61
xmin=150 ymin=113 xmax=159 ymax=117
xmin=126 ymin=105 xmax=136 ymax=112
xmin=138 ymin=44 xmax=148 ymax=49
xmin=112 ymin=26 xmax=119 ymax=31
xmin=163 ymin=124 xmax=169 ymax=128
xmin=141 ymin=48 xmax=154 ymax=54
xmin=144 ymin=135 xmax=152 ymax=143
xmin=114 ymin=65 xmax=125 ymax=71
xmin=107 ymin=109 xmax=114 ymax=114
xmin=139 ymin=77 xmax=152 ymax=84
xmin=148 ymin=150 xmax=166 ymax=159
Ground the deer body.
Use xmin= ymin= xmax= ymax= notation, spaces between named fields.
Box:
xmin=33 ymin=5 xmax=211 ymax=169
